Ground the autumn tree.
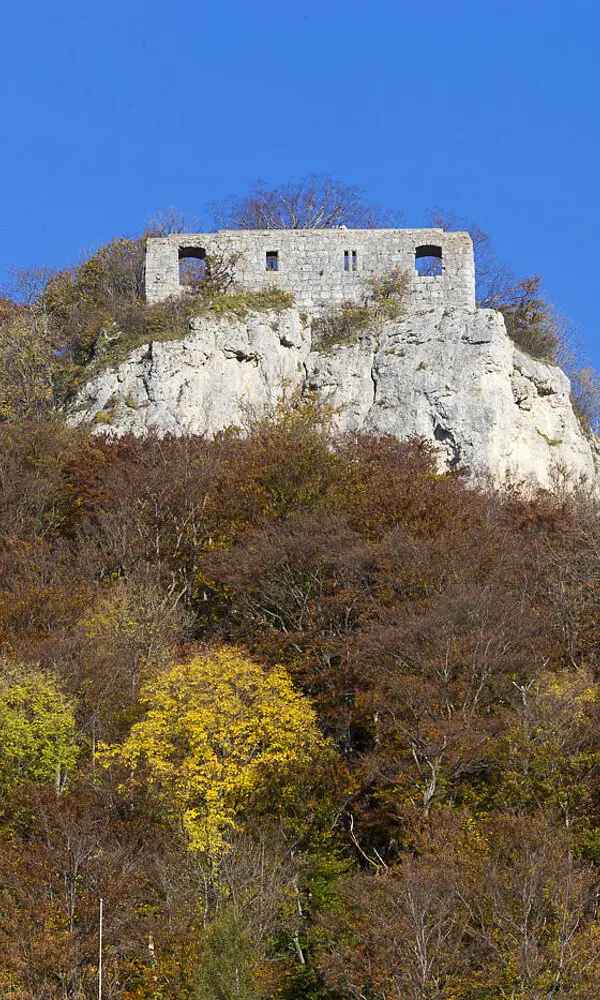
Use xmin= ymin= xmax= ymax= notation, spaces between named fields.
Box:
xmin=320 ymin=827 xmax=471 ymax=1000
xmin=42 ymin=235 xmax=146 ymax=355
xmin=465 ymin=813 xmax=600 ymax=999
xmin=104 ymin=646 xmax=332 ymax=855
xmin=2 ymin=385 xmax=600 ymax=994
xmin=0 ymin=659 xmax=78 ymax=793
xmin=2 ymin=265 xmax=57 ymax=307
xmin=492 ymin=668 xmax=600 ymax=825
xmin=321 ymin=813 xmax=600 ymax=1000
xmin=0 ymin=303 xmax=57 ymax=421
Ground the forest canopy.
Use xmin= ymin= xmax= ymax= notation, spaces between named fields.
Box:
xmin=0 ymin=404 xmax=600 ymax=998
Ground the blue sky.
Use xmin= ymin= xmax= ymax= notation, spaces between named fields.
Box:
xmin=2 ymin=0 xmax=599 ymax=363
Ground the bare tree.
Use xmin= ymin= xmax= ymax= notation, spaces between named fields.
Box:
xmin=2 ymin=265 xmax=57 ymax=306
xmin=211 ymin=174 xmax=402 ymax=230
xmin=320 ymin=851 xmax=470 ymax=1000
xmin=426 ymin=208 xmax=518 ymax=307
xmin=146 ymin=206 xmax=202 ymax=236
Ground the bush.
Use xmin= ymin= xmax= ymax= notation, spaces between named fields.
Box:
xmin=42 ymin=236 xmax=147 ymax=353
xmin=362 ymin=266 xmax=409 ymax=320
xmin=205 ymin=287 xmax=295 ymax=318
xmin=181 ymin=249 xmax=242 ymax=297
xmin=494 ymin=276 xmax=600 ymax=433
xmin=312 ymin=266 xmax=409 ymax=352
xmin=311 ymin=303 xmax=373 ymax=353
xmin=499 ymin=276 xmax=562 ymax=362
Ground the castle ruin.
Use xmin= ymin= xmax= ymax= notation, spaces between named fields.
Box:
xmin=73 ymin=227 xmax=600 ymax=490
xmin=145 ymin=228 xmax=476 ymax=313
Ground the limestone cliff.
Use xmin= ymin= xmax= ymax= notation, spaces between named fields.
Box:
xmin=68 ymin=303 xmax=599 ymax=491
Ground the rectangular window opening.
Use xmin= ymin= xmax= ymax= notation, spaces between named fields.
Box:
xmin=344 ymin=250 xmax=350 ymax=271
xmin=415 ymin=244 xmax=443 ymax=277
xmin=266 ymin=251 xmax=279 ymax=272
xmin=352 ymin=250 xmax=358 ymax=271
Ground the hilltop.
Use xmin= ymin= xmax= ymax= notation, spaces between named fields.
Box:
xmin=66 ymin=227 xmax=599 ymax=491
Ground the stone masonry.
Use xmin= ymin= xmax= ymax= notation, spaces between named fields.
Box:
xmin=145 ymin=228 xmax=476 ymax=314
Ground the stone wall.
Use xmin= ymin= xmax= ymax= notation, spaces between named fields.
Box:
xmin=145 ymin=228 xmax=476 ymax=313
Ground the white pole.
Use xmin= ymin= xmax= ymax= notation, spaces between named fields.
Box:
xmin=98 ymin=897 xmax=103 ymax=1000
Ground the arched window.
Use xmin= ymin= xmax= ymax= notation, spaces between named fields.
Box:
xmin=179 ymin=246 xmax=207 ymax=289
xmin=415 ymin=244 xmax=442 ymax=277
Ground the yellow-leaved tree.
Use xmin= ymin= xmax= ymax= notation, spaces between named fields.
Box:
xmin=104 ymin=647 xmax=331 ymax=855
xmin=0 ymin=659 xmax=78 ymax=793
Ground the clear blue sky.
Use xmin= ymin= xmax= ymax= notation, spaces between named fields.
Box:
xmin=2 ymin=0 xmax=599 ymax=363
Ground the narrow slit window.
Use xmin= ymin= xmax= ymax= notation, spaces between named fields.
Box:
xmin=415 ymin=244 xmax=443 ymax=277
xmin=344 ymin=250 xmax=350 ymax=271
xmin=266 ymin=251 xmax=279 ymax=271
xmin=352 ymin=250 xmax=358 ymax=271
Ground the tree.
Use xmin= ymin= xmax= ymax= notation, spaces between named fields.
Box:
xmin=493 ymin=668 xmax=600 ymax=825
xmin=465 ymin=813 xmax=600 ymax=999
xmin=0 ymin=660 xmax=78 ymax=792
xmin=319 ymin=845 xmax=470 ymax=1000
xmin=146 ymin=205 xmax=202 ymax=236
xmin=321 ymin=813 xmax=600 ymax=1000
xmin=211 ymin=174 xmax=400 ymax=230
xmin=426 ymin=207 xmax=520 ymax=308
xmin=193 ymin=908 xmax=260 ymax=1000
xmin=0 ymin=303 xmax=58 ymax=421
xmin=1 ymin=265 xmax=56 ymax=306
xmin=104 ymin=647 xmax=331 ymax=855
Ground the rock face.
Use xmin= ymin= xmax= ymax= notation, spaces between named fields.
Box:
xmin=69 ymin=303 xmax=599 ymax=491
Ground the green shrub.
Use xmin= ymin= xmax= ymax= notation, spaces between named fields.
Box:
xmin=205 ymin=287 xmax=295 ymax=318
xmin=93 ymin=410 xmax=114 ymax=426
xmin=363 ymin=265 xmax=410 ymax=320
xmin=312 ymin=266 xmax=409 ymax=352
xmin=311 ymin=304 xmax=372 ymax=353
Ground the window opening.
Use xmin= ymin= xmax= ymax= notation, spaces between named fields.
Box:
xmin=178 ymin=246 xmax=207 ymax=289
xmin=266 ymin=251 xmax=279 ymax=271
xmin=415 ymin=244 xmax=442 ymax=277
xmin=352 ymin=250 xmax=358 ymax=271
xmin=344 ymin=250 xmax=358 ymax=272
xmin=344 ymin=250 xmax=350 ymax=271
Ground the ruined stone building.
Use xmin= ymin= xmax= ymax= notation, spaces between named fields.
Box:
xmin=145 ymin=228 xmax=476 ymax=313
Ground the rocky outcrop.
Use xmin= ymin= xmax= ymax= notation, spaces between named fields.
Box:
xmin=68 ymin=304 xmax=599 ymax=491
